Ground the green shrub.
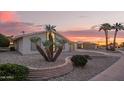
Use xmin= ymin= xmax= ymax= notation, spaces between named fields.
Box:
xmin=71 ymin=55 xmax=92 ymax=67
xmin=0 ymin=34 xmax=10 ymax=47
xmin=0 ymin=63 xmax=29 ymax=81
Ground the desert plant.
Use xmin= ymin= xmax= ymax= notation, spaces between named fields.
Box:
xmin=52 ymin=41 xmax=65 ymax=61
xmin=112 ymin=23 xmax=124 ymax=51
xmin=30 ymin=24 xmax=66 ymax=62
xmin=92 ymin=23 xmax=112 ymax=50
xmin=31 ymin=37 xmax=66 ymax=62
xmin=30 ymin=37 xmax=49 ymax=61
xmin=71 ymin=55 xmax=91 ymax=67
xmin=0 ymin=34 xmax=10 ymax=47
xmin=45 ymin=25 xmax=56 ymax=60
xmin=0 ymin=63 xmax=29 ymax=81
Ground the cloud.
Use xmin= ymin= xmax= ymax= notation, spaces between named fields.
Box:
xmin=0 ymin=22 xmax=42 ymax=35
xmin=59 ymin=30 xmax=124 ymax=42
xmin=0 ymin=12 xmax=18 ymax=22
xmin=79 ymin=15 xmax=88 ymax=18
xmin=0 ymin=21 xmax=124 ymax=42
xmin=60 ymin=30 xmax=104 ymax=37
xmin=60 ymin=30 xmax=124 ymax=38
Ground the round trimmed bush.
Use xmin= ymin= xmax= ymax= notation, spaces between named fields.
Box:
xmin=0 ymin=63 xmax=29 ymax=81
xmin=0 ymin=34 xmax=10 ymax=47
xmin=71 ymin=55 xmax=91 ymax=67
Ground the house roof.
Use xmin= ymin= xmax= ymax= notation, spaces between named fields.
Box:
xmin=14 ymin=31 xmax=74 ymax=43
xmin=14 ymin=31 xmax=45 ymax=40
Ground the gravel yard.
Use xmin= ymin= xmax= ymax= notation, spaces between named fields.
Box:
xmin=0 ymin=51 xmax=105 ymax=68
xmin=0 ymin=52 xmax=64 ymax=68
xmin=0 ymin=51 xmax=120 ymax=80
xmin=49 ymin=56 xmax=120 ymax=81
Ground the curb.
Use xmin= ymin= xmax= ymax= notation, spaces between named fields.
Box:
xmin=28 ymin=56 xmax=73 ymax=80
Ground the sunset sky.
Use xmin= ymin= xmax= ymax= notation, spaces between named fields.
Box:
xmin=0 ymin=11 xmax=124 ymax=43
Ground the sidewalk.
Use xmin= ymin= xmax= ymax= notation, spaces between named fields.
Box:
xmin=76 ymin=49 xmax=120 ymax=56
xmin=90 ymin=50 xmax=124 ymax=81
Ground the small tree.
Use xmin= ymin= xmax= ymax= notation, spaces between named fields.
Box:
xmin=30 ymin=25 xmax=66 ymax=62
xmin=0 ymin=34 xmax=10 ymax=47
xmin=31 ymin=37 xmax=66 ymax=62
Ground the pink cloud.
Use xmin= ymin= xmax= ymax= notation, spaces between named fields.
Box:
xmin=0 ymin=12 xmax=19 ymax=22
xmin=0 ymin=22 xmax=42 ymax=36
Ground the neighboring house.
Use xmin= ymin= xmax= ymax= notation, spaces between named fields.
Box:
xmin=76 ymin=41 xmax=97 ymax=49
xmin=14 ymin=31 xmax=75 ymax=55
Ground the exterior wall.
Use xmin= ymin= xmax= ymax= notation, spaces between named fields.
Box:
xmin=63 ymin=43 xmax=70 ymax=52
xmin=15 ymin=38 xmax=23 ymax=53
xmin=83 ymin=42 xmax=97 ymax=49
xmin=16 ymin=32 xmax=74 ymax=55
xmin=22 ymin=33 xmax=46 ymax=55
xmin=55 ymin=34 xmax=71 ymax=52
xmin=70 ymin=43 xmax=75 ymax=51
xmin=77 ymin=43 xmax=83 ymax=49
xmin=76 ymin=42 xmax=97 ymax=50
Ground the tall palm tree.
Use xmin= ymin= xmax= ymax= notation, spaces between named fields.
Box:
xmin=94 ymin=23 xmax=112 ymax=50
xmin=31 ymin=24 xmax=66 ymax=62
xmin=45 ymin=25 xmax=56 ymax=61
xmin=112 ymin=23 xmax=124 ymax=51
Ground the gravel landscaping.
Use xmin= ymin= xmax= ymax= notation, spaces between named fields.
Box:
xmin=0 ymin=51 xmax=105 ymax=68
xmin=0 ymin=51 xmax=120 ymax=81
xmin=49 ymin=56 xmax=120 ymax=81
xmin=0 ymin=52 xmax=64 ymax=68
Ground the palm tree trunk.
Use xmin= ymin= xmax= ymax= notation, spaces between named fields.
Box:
xmin=53 ymin=46 xmax=63 ymax=62
xmin=49 ymin=32 xmax=54 ymax=60
xmin=36 ymin=44 xmax=49 ymax=61
xmin=105 ymin=31 xmax=109 ymax=50
xmin=45 ymin=48 xmax=52 ymax=62
xmin=113 ymin=30 xmax=118 ymax=51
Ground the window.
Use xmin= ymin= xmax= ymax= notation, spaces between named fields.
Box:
xmin=31 ymin=38 xmax=41 ymax=51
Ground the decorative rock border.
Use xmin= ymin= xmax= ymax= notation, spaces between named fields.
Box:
xmin=28 ymin=56 xmax=73 ymax=80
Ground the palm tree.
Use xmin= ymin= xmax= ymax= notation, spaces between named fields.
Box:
xmin=30 ymin=24 xmax=66 ymax=62
xmin=45 ymin=24 xmax=56 ymax=61
xmin=112 ymin=23 xmax=124 ymax=51
xmin=53 ymin=39 xmax=67 ymax=61
xmin=94 ymin=23 xmax=112 ymax=50
xmin=30 ymin=37 xmax=49 ymax=61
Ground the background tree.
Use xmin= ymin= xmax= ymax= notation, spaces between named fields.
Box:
xmin=0 ymin=34 xmax=10 ymax=47
xmin=112 ymin=23 xmax=124 ymax=51
xmin=92 ymin=23 xmax=112 ymax=50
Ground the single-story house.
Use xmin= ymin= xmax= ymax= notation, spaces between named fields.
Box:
xmin=14 ymin=31 xmax=75 ymax=55
xmin=76 ymin=41 xmax=97 ymax=49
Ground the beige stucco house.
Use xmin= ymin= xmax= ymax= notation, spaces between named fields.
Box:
xmin=14 ymin=31 xmax=75 ymax=55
